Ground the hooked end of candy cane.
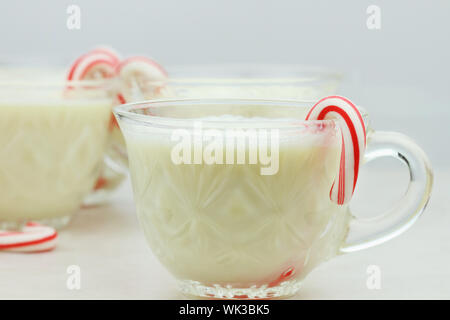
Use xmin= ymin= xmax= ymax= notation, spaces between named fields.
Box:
xmin=309 ymin=96 xmax=366 ymax=206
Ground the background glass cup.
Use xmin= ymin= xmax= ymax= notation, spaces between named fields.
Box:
xmin=0 ymin=67 xmax=121 ymax=229
xmin=114 ymin=99 xmax=433 ymax=299
xmin=121 ymin=64 xmax=343 ymax=101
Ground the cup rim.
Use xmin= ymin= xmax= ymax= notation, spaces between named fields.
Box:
xmin=142 ymin=63 xmax=343 ymax=86
xmin=0 ymin=78 xmax=115 ymax=88
xmin=0 ymin=66 xmax=115 ymax=88
xmin=0 ymin=63 xmax=341 ymax=89
xmin=114 ymin=98 xmax=369 ymax=129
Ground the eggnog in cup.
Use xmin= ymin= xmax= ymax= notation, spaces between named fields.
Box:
xmin=0 ymin=75 xmax=112 ymax=229
xmin=115 ymin=99 xmax=432 ymax=299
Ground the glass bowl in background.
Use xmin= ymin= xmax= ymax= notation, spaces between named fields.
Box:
xmin=0 ymin=67 xmax=123 ymax=228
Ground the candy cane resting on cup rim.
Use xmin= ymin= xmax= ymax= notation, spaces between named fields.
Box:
xmin=67 ymin=48 xmax=121 ymax=81
xmin=0 ymin=222 xmax=58 ymax=253
xmin=306 ymin=96 xmax=366 ymax=205
xmin=67 ymin=47 xmax=126 ymax=126
xmin=116 ymin=56 xmax=168 ymax=102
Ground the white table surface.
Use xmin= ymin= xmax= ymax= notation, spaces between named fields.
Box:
xmin=1 ymin=165 xmax=448 ymax=300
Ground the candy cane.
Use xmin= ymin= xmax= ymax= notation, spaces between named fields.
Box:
xmin=306 ymin=96 xmax=366 ymax=205
xmin=67 ymin=51 xmax=118 ymax=81
xmin=0 ymin=222 xmax=58 ymax=253
xmin=116 ymin=56 xmax=168 ymax=102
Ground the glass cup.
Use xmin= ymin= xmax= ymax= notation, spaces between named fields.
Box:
xmin=114 ymin=99 xmax=433 ymax=299
xmin=122 ymin=64 xmax=343 ymax=101
xmin=0 ymin=68 xmax=120 ymax=229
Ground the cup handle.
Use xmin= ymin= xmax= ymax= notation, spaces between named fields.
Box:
xmin=340 ymin=130 xmax=433 ymax=253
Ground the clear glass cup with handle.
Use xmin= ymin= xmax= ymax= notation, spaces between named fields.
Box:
xmin=114 ymin=98 xmax=433 ymax=299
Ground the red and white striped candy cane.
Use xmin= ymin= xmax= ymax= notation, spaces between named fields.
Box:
xmin=0 ymin=222 xmax=58 ymax=253
xmin=306 ymin=96 xmax=366 ymax=205
xmin=67 ymin=47 xmax=124 ymax=125
xmin=67 ymin=47 xmax=121 ymax=81
xmin=116 ymin=56 xmax=168 ymax=103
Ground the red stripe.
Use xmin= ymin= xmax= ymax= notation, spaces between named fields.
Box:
xmin=316 ymin=106 xmax=360 ymax=192
xmin=0 ymin=232 xmax=57 ymax=249
xmin=26 ymin=222 xmax=41 ymax=227
xmin=67 ymin=52 xmax=119 ymax=81
xmin=321 ymin=96 xmax=366 ymax=145
xmin=330 ymin=181 xmax=334 ymax=199
xmin=306 ymin=96 xmax=366 ymax=146
xmin=94 ymin=176 xmax=108 ymax=190
xmin=117 ymin=93 xmax=126 ymax=104
xmin=108 ymin=113 xmax=119 ymax=131
xmin=339 ymin=133 xmax=345 ymax=204
xmin=67 ymin=53 xmax=87 ymax=80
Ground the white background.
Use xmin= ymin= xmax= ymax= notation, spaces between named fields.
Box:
xmin=0 ymin=0 xmax=449 ymax=299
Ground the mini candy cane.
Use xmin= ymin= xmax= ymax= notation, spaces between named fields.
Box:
xmin=116 ymin=56 xmax=168 ymax=102
xmin=0 ymin=222 xmax=58 ymax=253
xmin=67 ymin=47 xmax=121 ymax=81
xmin=306 ymin=96 xmax=366 ymax=205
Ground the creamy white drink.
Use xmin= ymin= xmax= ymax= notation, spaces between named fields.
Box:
xmin=117 ymin=102 xmax=351 ymax=297
xmin=0 ymin=90 xmax=111 ymax=225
